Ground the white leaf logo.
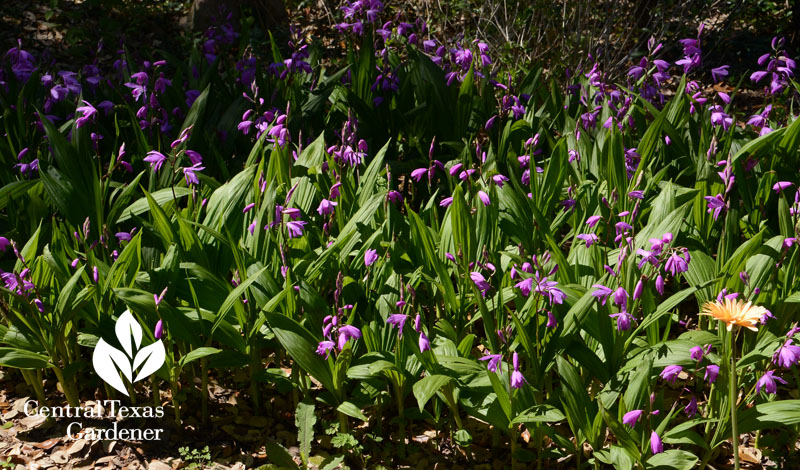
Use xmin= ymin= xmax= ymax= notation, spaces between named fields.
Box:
xmin=92 ymin=310 xmax=166 ymax=396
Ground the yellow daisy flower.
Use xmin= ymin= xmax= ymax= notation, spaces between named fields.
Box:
xmin=699 ymin=298 xmax=766 ymax=331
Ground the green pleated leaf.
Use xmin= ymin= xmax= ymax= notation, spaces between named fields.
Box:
xmin=337 ymin=401 xmax=368 ymax=422
xmin=0 ymin=347 xmax=50 ymax=369
xmin=413 ymin=374 xmax=453 ymax=412
xmin=264 ymin=313 xmax=335 ymax=394
xmin=511 ymin=404 xmax=566 ymax=425
xmin=178 ymin=347 xmax=221 ymax=368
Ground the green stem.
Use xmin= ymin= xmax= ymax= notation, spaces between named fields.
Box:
xmin=393 ymin=380 xmax=406 ymax=458
xmin=21 ymin=370 xmax=46 ymax=405
xmin=291 ymin=365 xmax=300 ymax=410
xmin=729 ymin=329 xmax=740 ymax=470
xmin=376 ymin=392 xmax=384 ymax=437
xmin=338 ymin=411 xmax=349 ymax=434
xmin=52 ymin=367 xmax=79 ymax=407
xmin=171 ymin=368 xmax=182 ymax=428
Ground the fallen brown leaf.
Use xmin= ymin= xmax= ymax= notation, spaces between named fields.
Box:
xmin=33 ymin=438 xmax=60 ymax=450
xmin=738 ymin=446 xmax=762 ymax=465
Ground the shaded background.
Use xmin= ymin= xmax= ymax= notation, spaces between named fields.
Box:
xmin=0 ymin=0 xmax=794 ymax=81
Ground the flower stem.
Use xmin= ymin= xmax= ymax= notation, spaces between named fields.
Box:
xmin=729 ymin=329 xmax=740 ymax=470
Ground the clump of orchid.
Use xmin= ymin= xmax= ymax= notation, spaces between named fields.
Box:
xmin=512 ymin=251 xmax=566 ymax=329
xmin=627 ymin=37 xmax=670 ymax=105
xmin=371 ymin=49 xmax=401 ymax=107
xmin=122 ymin=60 xmax=175 ymax=132
xmin=41 ymin=70 xmax=83 ymax=113
xmin=433 ymin=37 xmax=492 ymax=86
xmin=746 ymin=104 xmax=774 ymax=136
xmin=327 ymin=110 xmax=367 ymax=168
xmin=271 ymin=26 xmax=313 ymax=81
xmin=335 ymin=0 xmax=384 ymax=35
xmin=704 ymin=158 xmax=735 ymax=222
xmin=409 ymin=138 xmax=445 ymax=193
xmin=14 ymin=147 xmax=39 ymax=179
xmin=375 ymin=16 xmax=424 ymax=49
xmin=238 ymin=81 xmax=281 ymax=139
xmin=620 ymin=393 xmax=666 ymax=457
xmin=751 ymin=36 xmax=796 ymax=96
xmin=143 ymin=125 xmax=206 ymax=188
xmin=573 ymin=59 xmax=626 ymax=139
xmin=480 ymin=339 xmax=528 ymax=390
xmin=316 ymin=273 xmax=361 ymax=358
xmin=516 ymin=134 xmax=544 ymax=191
xmin=385 ymin=282 xmax=431 ymax=353
xmin=485 ymin=73 xmax=530 ymax=129
xmin=200 ymin=8 xmax=238 ymax=64
xmin=676 ymin=23 xmax=704 ymax=74
xmin=3 ymin=39 xmax=37 ymax=85
xmin=264 ymin=184 xmax=309 ymax=278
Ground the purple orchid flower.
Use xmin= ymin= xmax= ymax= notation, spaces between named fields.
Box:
xmin=183 ymin=163 xmax=205 ymax=185
xmin=510 ymin=352 xmax=527 ymax=389
xmin=365 ymin=249 xmax=378 ymax=267
xmin=705 ymin=364 xmax=719 ymax=383
xmin=286 ymin=220 xmax=307 ymax=239
xmin=317 ymin=340 xmax=336 ymax=358
xmin=711 ymin=65 xmax=729 ymax=82
xmin=660 ymin=365 xmax=682 ymax=383
xmin=690 ymin=346 xmax=703 ymax=362
xmin=144 ymin=150 xmax=167 ymax=172
xmin=622 ymin=409 xmax=643 ymax=427
xmin=756 ymin=370 xmax=787 ymax=394
xmin=75 ymin=100 xmax=97 ymax=128
xmin=337 ymin=325 xmax=362 ymax=350
xmin=650 ymin=431 xmax=663 ymax=454
xmin=386 ymin=314 xmax=408 ymax=337
xmin=592 ymin=284 xmax=613 ymax=305
xmin=480 ymin=353 xmax=503 ymax=373
xmin=317 ymin=199 xmax=338 ymax=215
xmin=773 ymin=340 xmax=800 ymax=368
xmin=419 ymin=331 xmax=431 ymax=352
xmin=471 ymin=271 xmax=491 ymax=296
xmin=684 ymin=395 xmax=698 ymax=418
xmin=577 ymin=233 xmax=598 ymax=247
xmin=665 ymin=251 xmax=690 ymax=276
xmin=609 ymin=311 xmax=635 ymax=331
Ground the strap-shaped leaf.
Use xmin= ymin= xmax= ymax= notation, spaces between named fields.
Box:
xmin=0 ymin=347 xmax=50 ymax=369
xmin=179 ymin=347 xmax=221 ymax=368
xmin=142 ymin=188 xmax=177 ymax=247
xmin=103 ymin=231 xmax=141 ymax=293
xmin=116 ymin=187 xmax=192 ymax=223
xmin=209 ymin=266 xmax=268 ymax=337
xmin=265 ymin=312 xmax=335 ymax=394
xmin=337 ymin=401 xmax=368 ymax=422
xmin=413 ymin=374 xmax=453 ymax=412
xmin=510 ymin=404 xmax=566 ymax=425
